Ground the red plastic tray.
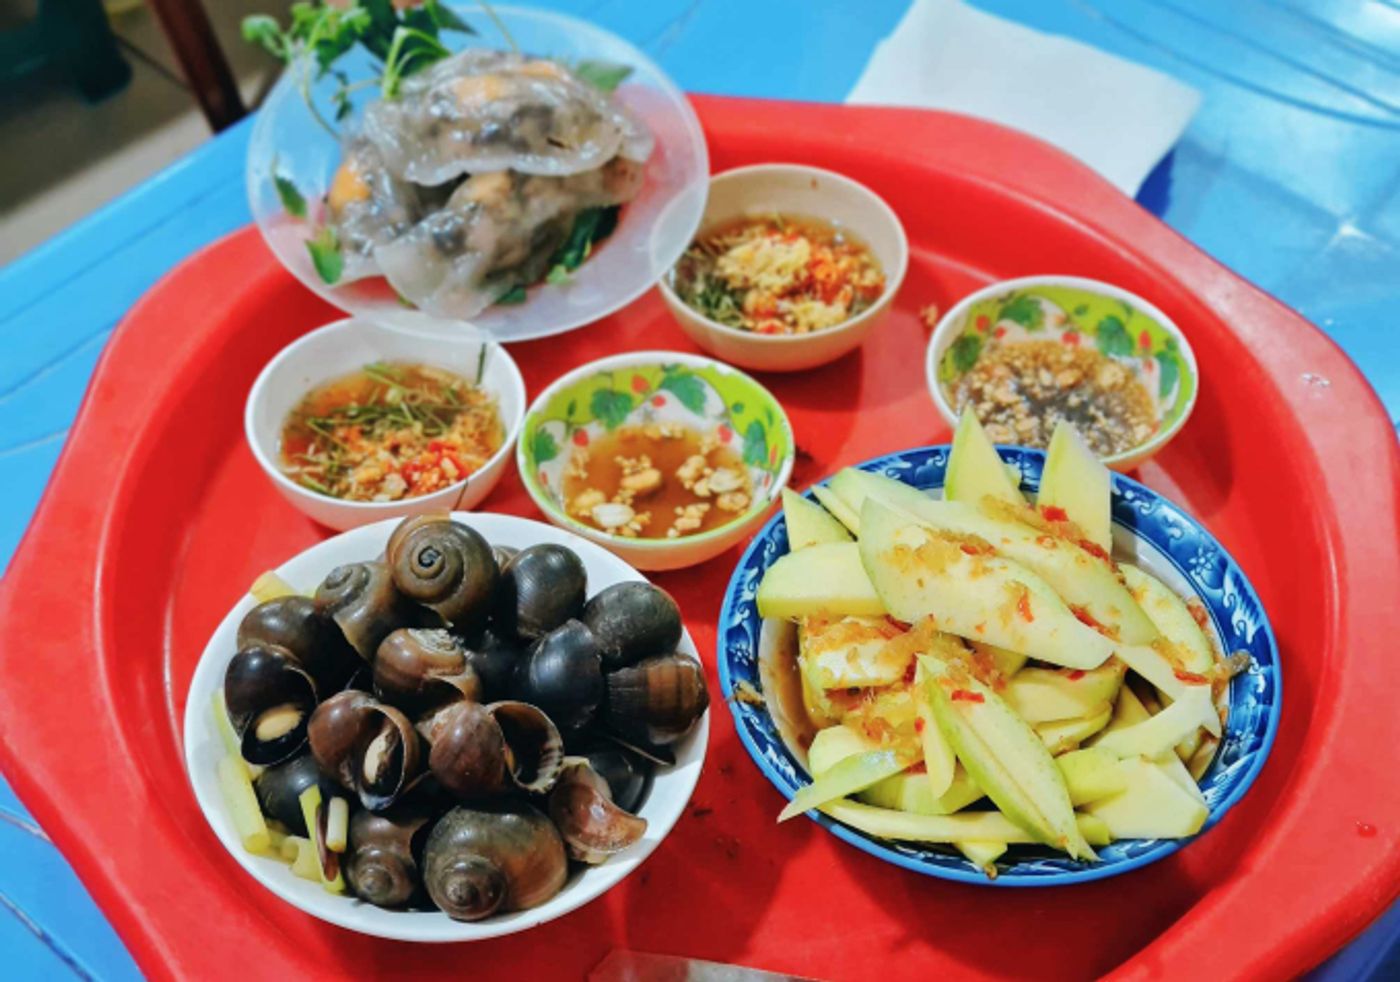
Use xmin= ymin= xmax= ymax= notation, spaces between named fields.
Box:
xmin=2 ymin=96 xmax=1397 ymax=981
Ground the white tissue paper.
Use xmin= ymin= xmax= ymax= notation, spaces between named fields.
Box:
xmin=847 ymin=0 xmax=1202 ymax=196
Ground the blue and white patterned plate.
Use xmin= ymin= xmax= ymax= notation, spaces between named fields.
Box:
xmin=717 ymin=445 xmax=1282 ymax=886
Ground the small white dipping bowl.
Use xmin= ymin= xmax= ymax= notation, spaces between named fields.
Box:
xmin=925 ymin=275 xmax=1199 ymax=471
xmin=183 ymin=512 xmax=708 ymax=942
xmin=245 ymin=317 xmax=526 ymax=530
xmin=657 ymin=164 xmax=909 ymax=373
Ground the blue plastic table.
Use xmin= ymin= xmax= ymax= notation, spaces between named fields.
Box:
xmin=1 ymin=2 xmax=1396 ymax=978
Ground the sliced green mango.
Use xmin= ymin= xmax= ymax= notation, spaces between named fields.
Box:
xmin=1038 ymin=421 xmax=1113 ymax=554
xmin=828 ymin=467 xmax=936 ymax=520
xmin=1076 ymin=811 xmax=1113 ymax=847
xmin=1113 ymin=643 xmax=1221 ymax=736
xmin=945 ymin=407 xmax=1027 ymax=511
xmin=912 ymin=658 xmax=957 ymax=797
xmin=782 ymin=488 xmax=853 ymax=549
xmin=1092 ymin=689 xmax=1214 ymax=760
xmin=779 ymin=750 xmax=908 ymax=822
xmin=757 ymin=542 xmax=886 ymax=619
xmin=1081 ymin=757 xmax=1208 ymax=839
xmin=811 ymin=485 xmax=860 ymax=534
xmin=799 ymin=615 xmax=911 ymax=689
xmin=920 ymin=655 xmax=1093 ymax=860
xmin=859 ymin=499 xmax=1114 ymax=670
xmin=1120 ymin=564 xmax=1215 ymax=673
xmin=823 ymin=799 xmax=1108 ymax=847
xmin=1004 ymin=662 xmax=1126 ymax=723
xmin=806 ymin=723 xmax=877 ymax=778
xmin=970 ymin=640 xmax=1028 ymax=678
xmin=1035 ymin=704 xmax=1114 ymax=755
xmin=1092 ymin=686 xmax=1205 ymax=804
xmin=858 ymin=765 xmax=984 ymax=815
xmin=1055 ymin=747 xmax=1129 ymax=805
xmin=956 ymin=839 xmax=1008 ymax=876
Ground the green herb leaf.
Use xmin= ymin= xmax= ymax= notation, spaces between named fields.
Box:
xmin=497 ymin=285 xmax=527 ymax=304
xmin=417 ymin=0 xmax=475 ymax=35
xmin=241 ymin=15 xmax=285 ymax=57
xmin=999 ymin=294 xmax=1045 ymax=331
xmin=532 ymin=428 xmax=560 ymax=464
xmin=1072 ymin=304 xmax=1089 ymax=316
xmin=730 ymin=402 xmax=745 ymax=414
xmin=546 ymin=264 xmax=572 ymax=285
xmin=306 ymin=226 xmax=342 ymax=284
xmin=573 ymin=60 xmax=633 ymax=93
xmin=1095 ymin=314 xmax=1134 ymax=357
xmin=566 ymin=399 xmax=577 ymax=419
xmin=590 ymin=389 xmax=634 ymax=431
xmin=273 ymin=171 xmax=307 ymax=218
xmin=1155 ymin=351 xmax=1180 ymax=399
xmin=659 ymin=373 xmax=707 ymax=414
xmin=742 ymin=421 xmax=769 ymax=468
xmin=949 ymin=333 xmax=983 ymax=374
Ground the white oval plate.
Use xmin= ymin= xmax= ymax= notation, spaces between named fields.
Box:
xmin=182 ymin=512 xmax=708 ymax=941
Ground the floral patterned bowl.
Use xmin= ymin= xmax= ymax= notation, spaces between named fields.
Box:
xmin=516 ymin=351 xmax=794 ymax=570
xmin=925 ymin=276 xmax=1199 ymax=470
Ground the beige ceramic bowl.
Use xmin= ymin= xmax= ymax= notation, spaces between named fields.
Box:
xmin=657 ymin=164 xmax=908 ymax=373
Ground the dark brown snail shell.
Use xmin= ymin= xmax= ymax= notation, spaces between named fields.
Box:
xmin=493 ymin=544 xmax=587 ymax=642
xmin=374 ymin=628 xmax=481 ymax=714
xmin=547 ymin=757 xmax=647 ymax=864
xmin=511 ymin=620 xmax=603 ymax=733
xmin=422 ymin=803 xmax=567 ymax=921
xmin=582 ymin=745 xmax=651 ymax=814
xmin=491 ymin=544 xmax=518 ymax=570
xmin=254 ymin=753 xmax=337 ymax=835
xmin=307 ymin=690 xmax=422 ymax=810
xmin=603 ymin=652 xmax=709 ymax=746
xmin=345 ymin=804 xmax=434 ymax=909
xmin=223 ymin=644 xmax=317 ymax=766
xmin=386 ymin=515 xmax=499 ymax=631
xmin=315 ymin=561 xmax=430 ymax=660
xmin=460 ymin=630 xmax=524 ymax=703
xmin=419 ymin=700 xmax=564 ymax=798
xmin=236 ymin=596 xmax=359 ymax=692
xmin=581 ymin=582 xmax=683 ymax=671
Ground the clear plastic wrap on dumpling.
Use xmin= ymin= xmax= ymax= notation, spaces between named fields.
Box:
xmin=375 ymin=157 xmax=645 ymax=319
xmin=324 ymin=136 xmax=436 ymax=282
xmin=362 ymin=49 xmax=654 ymax=185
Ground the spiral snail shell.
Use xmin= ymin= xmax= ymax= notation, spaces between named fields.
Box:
xmin=386 ymin=514 xmax=499 ymax=630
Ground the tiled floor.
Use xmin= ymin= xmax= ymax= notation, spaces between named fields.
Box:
xmin=0 ymin=0 xmax=280 ymax=265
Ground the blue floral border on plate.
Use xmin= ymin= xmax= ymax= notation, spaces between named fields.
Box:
xmin=716 ymin=445 xmax=1282 ymax=886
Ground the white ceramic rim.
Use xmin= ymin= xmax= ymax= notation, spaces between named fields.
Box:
xmin=923 ymin=274 xmax=1200 ymax=466
xmin=243 ymin=317 xmax=527 ymax=513
xmin=655 ymin=163 xmax=911 ymax=346
xmin=182 ymin=512 xmax=709 ymax=942
xmin=515 ymin=349 xmax=796 ymax=552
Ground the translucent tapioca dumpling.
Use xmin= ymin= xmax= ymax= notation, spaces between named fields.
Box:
xmin=324 ymin=136 xmax=435 ymax=282
xmin=362 ymin=49 xmax=654 ymax=185
xmin=375 ymin=157 xmax=644 ymax=319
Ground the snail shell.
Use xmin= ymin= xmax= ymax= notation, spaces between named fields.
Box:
xmin=386 ymin=515 xmax=499 ymax=630
xmin=581 ymin=745 xmax=651 ymax=814
xmin=315 ymin=561 xmax=430 ymax=660
xmin=254 ymin=753 xmax=336 ymax=835
xmin=345 ymin=804 xmax=434 ymax=909
xmin=511 ymin=620 xmax=604 ymax=733
xmin=419 ymin=700 xmax=564 ymax=798
xmin=493 ymin=544 xmax=587 ymax=642
xmin=422 ymin=803 xmax=567 ymax=921
xmin=307 ymin=690 xmax=423 ymax=810
xmin=580 ymin=581 xmax=683 ymax=671
xmin=223 ymin=644 xmax=317 ymax=766
xmin=603 ymin=652 xmax=709 ymax=746
xmin=374 ymin=627 xmax=481 ymax=714
xmin=460 ymin=630 xmax=524 ymax=703
xmin=547 ymin=756 xmax=647 ymax=864
xmin=236 ymin=595 xmax=359 ymax=693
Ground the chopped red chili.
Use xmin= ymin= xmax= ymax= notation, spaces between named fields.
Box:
xmin=1071 ymin=605 xmax=1103 ymax=631
xmin=1174 ymin=669 xmax=1209 ymax=684
xmin=1078 ymin=539 xmax=1110 ymax=562
xmin=913 ymin=716 xmax=925 ymax=733
xmin=1017 ymin=592 xmax=1034 ymax=622
xmin=1040 ymin=505 xmax=1069 ymax=523
xmin=951 ymin=689 xmax=985 ymax=703
xmin=1066 ymin=670 xmax=1086 ymax=681
xmin=960 ymin=543 xmax=982 ymax=556
xmin=907 ymin=760 xmax=927 ymax=774
xmin=903 ymin=661 xmax=918 ymax=685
